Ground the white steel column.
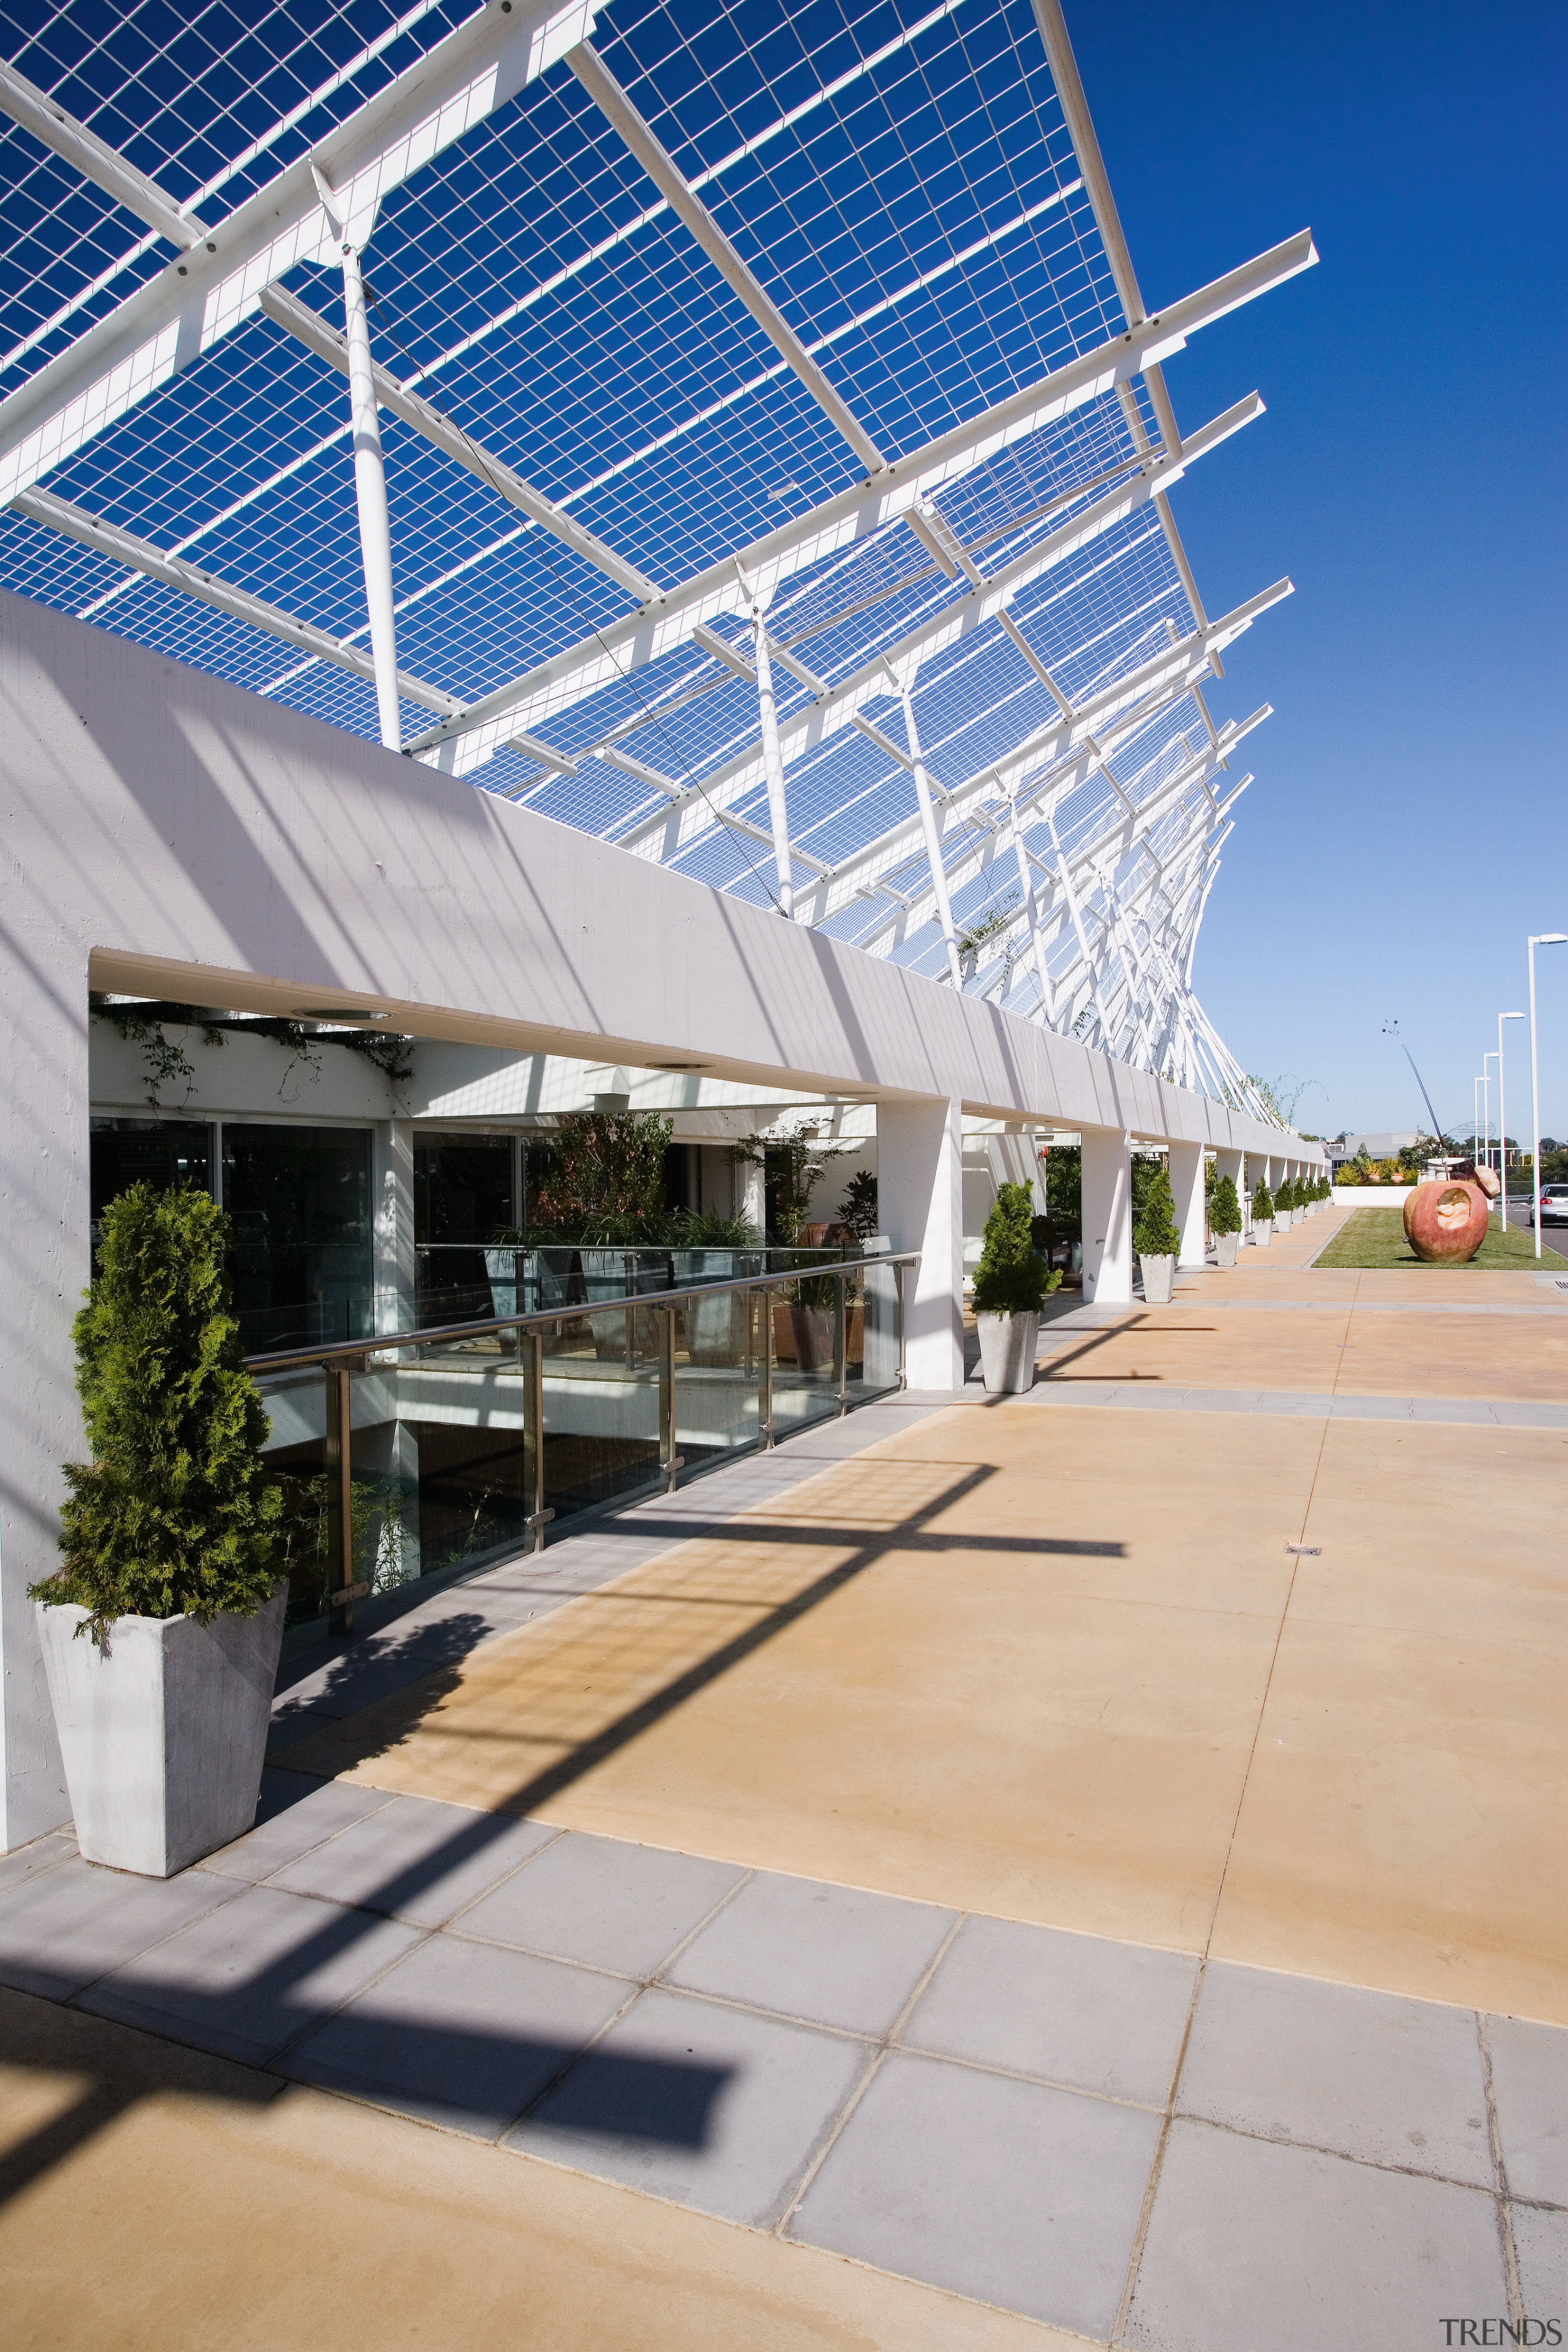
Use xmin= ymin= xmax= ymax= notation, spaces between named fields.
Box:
xmin=374 ymin=1119 xmax=417 ymax=1333
xmin=752 ymin=607 xmax=794 ymax=919
xmin=1169 ymin=1140 xmax=1207 ymax=1268
xmin=339 ymin=241 xmax=402 ymax=752
xmin=878 ymin=1096 xmax=965 ymax=1392
xmin=1007 ymin=785 xmax=1052 ymax=1018
xmin=1081 ymin=1126 xmax=1133 ymax=1305
xmin=900 ymin=684 xmax=962 ymax=987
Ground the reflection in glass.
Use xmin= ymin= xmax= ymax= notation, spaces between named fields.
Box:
xmin=224 ymin=1125 xmax=372 ymax=1354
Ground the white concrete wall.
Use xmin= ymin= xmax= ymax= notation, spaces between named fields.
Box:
xmin=0 ymin=595 xmax=1322 ymax=1847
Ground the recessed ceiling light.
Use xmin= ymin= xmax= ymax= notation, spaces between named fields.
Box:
xmin=650 ymin=1060 xmax=708 ymax=1071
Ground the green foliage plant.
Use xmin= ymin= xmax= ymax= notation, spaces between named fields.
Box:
xmin=30 ymin=1185 xmax=281 ymax=1645
xmin=1276 ymin=1178 xmax=1297 ymax=1213
xmin=1251 ymin=1180 xmax=1275 ymax=1223
xmin=1132 ymin=1167 xmax=1181 ymax=1259
xmin=971 ymin=1183 xmax=1060 ymax=1315
xmin=526 ymin=1112 xmax=673 ymax=1241
xmin=1209 ymin=1175 xmax=1242 ymax=1236
xmin=837 ymin=1168 xmax=880 ymax=1242
xmin=728 ymin=1123 xmax=849 ymax=1245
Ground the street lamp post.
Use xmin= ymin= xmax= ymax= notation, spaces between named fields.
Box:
xmin=1528 ymin=935 xmax=1567 ymax=1261
xmin=1498 ymin=1010 xmax=1525 ymax=1231
xmin=1483 ymin=1052 xmax=1498 ymax=1178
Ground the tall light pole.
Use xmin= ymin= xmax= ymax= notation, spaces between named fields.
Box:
xmin=1528 ymin=935 xmax=1567 ymax=1259
xmin=1482 ymin=1052 xmax=1498 ymax=1177
xmin=1498 ymin=1010 xmax=1524 ymax=1229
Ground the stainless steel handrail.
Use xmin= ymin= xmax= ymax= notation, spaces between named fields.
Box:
xmin=244 ymin=1251 xmax=919 ymax=1376
xmin=247 ymin=1252 xmax=918 ymax=1635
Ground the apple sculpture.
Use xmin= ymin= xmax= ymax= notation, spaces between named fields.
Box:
xmin=1403 ymin=1179 xmax=1491 ymax=1262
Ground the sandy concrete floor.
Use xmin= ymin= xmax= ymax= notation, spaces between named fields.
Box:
xmin=0 ymin=1989 xmax=1063 ymax=2352
xmin=277 ymin=1377 xmax=1568 ymax=2022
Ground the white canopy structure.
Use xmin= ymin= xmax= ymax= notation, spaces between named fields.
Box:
xmin=0 ymin=0 xmax=1314 ymax=1117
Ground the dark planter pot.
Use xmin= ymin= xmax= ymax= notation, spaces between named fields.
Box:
xmin=788 ymin=1304 xmax=834 ymax=1372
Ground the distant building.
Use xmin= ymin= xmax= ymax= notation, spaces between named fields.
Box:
xmin=1328 ymin=1131 xmax=1419 ymax=1173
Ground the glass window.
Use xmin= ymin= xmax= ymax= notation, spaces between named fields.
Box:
xmin=413 ymin=1137 xmax=514 ymax=1243
xmin=223 ymin=1125 xmax=372 ymax=1355
xmin=90 ymin=1118 xmax=212 ymax=1228
xmin=414 ymin=1136 xmax=514 ymax=1326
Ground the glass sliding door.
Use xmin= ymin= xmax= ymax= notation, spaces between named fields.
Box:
xmin=413 ymin=1134 xmax=515 ymax=1326
xmin=222 ymin=1125 xmax=373 ymax=1354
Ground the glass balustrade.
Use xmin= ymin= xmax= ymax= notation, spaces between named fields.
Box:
xmin=248 ymin=1253 xmax=912 ymax=1634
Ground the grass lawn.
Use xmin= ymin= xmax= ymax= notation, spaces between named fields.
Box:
xmin=1314 ymin=1207 xmax=1568 ymax=1271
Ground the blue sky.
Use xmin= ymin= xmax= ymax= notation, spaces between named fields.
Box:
xmin=1071 ymin=0 xmax=1567 ymax=1141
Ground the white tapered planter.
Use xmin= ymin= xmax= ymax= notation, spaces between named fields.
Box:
xmin=976 ymin=1310 xmax=1040 ymax=1393
xmin=1139 ymin=1253 xmax=1175 ymax=1304
xmin=36 ymin=1589 xmax=285 ymax=1877
xmin=1253 ymin=1219 xmax=1273 ymax=1248
xmin=1215 ymin=1233 xmax=1240 ymax=1268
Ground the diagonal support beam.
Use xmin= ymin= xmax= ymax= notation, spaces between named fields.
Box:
xmin=407 ymin=229 xmax=1315 ymax=766
xmin=11 ymin=484 xmax=458 ymax=713
xmin=0 ymin=0 xmax=605 ymax=505
xmin=566 ymin=42 xmax=885 ymax=475
xmin=0 ymin=59 xmax=201 ymax=251
xmin=259 ymin=284 xmax=660 ymax=603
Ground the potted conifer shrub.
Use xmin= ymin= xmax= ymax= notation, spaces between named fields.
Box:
xmin=1251 ymin=1179 xmax=1275 ymax=1245
xmin=1210 ymin=1174 xmax=1243 ymax=1267
xmin=31 ymin=1184 xmax=285 ymax=1878
xmin=973 ymin=1182 xmax=1060 ymax=1392
xmin=1134 ymin=1166 xmax=1182 ymax=1304
xmin=1275 ymin=1178 xmax=1295 ymax=1231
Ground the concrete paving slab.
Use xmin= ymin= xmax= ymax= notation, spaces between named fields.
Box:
xmin=1178 ymin=1961 xmax=1493 ymax=2184
xmin=900 ymin=1913 xmax=1197 ymax=2106
xmin=1 ymin=1984 xmax=1063 ymax=2352
xmin=0 ymin=1830 xmax=77 ymax=1892
xmin=1512 ymin=2204 xmax=1568 ymax=2327
xmin=197 ymin=1770 xmax=394 ymax=1883
xmin=455 ymin=1831 xmax=745 ymax=1977
xmin=0 ymin=1855 xmax=235 ymax=2000
xmin=281 ymin=1933 xmax=636 ymax=2137
xmin=1125 ymin=2120 xmax=1507 ymax=2351
xmin=665 ymin=1871 xmax=955 ymax=2037
xmin=1487 ymin=2014 xmax=1568 ymax=2207
xmin=793 ymin=2046 xmax=1159 ymax=2337
xmin=510 ymin=1984 xmax=869 ymax=2227
xmin=78 ymin=1880 xmax=424 ymax=2064
xmin=266 ymin=1792 xmax=559 ymax=1925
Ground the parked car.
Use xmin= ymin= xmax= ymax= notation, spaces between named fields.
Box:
xmin=1532 ymin=1185 xmax=1568 ymax=1226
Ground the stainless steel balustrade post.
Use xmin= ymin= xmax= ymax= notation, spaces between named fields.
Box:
xmin=758 ymin=1280 xmax=775 ymax=1449
xmin=658 ymin=1305 xmax=684 ymax=1495
xmin=323 ymin=1354 xmax=368 ymax=1636
xmin=523 ymin=1326 xmax=554 ymax=1553
xmin=894 ymin=1261 xmax=908 ymax=1390
xmin=833 ymin=1267 xmax=848 ymax=1414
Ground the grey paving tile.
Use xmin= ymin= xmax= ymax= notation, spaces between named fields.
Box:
xmin=79 ymin=1880 xmax=424 ymax=2064
xmin=793 ymin=2047 xmax=1159 ymax=2337
xmin=281 ymin=1934 xmax=635 ymax=2136
xmin=510 ymin=1985 xmax=868 ymax=2226
xmin=1125 ymin=2120 xmax=1506 ymax=2351
xmin=1488 ymin=2015 xmax=1568 ymax=2207
xmin=0 ymin=1831 xmax=77 ymax=1893
xmin=1178 ymin=1963 xmax=1491 ymax=2184
xmin=901 ymin=1915 xmax=1197 ymax=2106
xmin=666 ymin=1871 xmax=954 ymax=2037
xmin=1513 ymin=2204 xmax=1568 ymax=2323
xmin=266 ymin=1793 xmax=559 ymax=1926
xmin=456 ymin=1831 xmax=744 ymax=1977
xmin=0 ymin=1856 xmax=235 ymax=2000
xmin=197 ymin=1772 xmax=394 ymax=1883
xmin=266 ymin=1698 xmax=343 ymax=1751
